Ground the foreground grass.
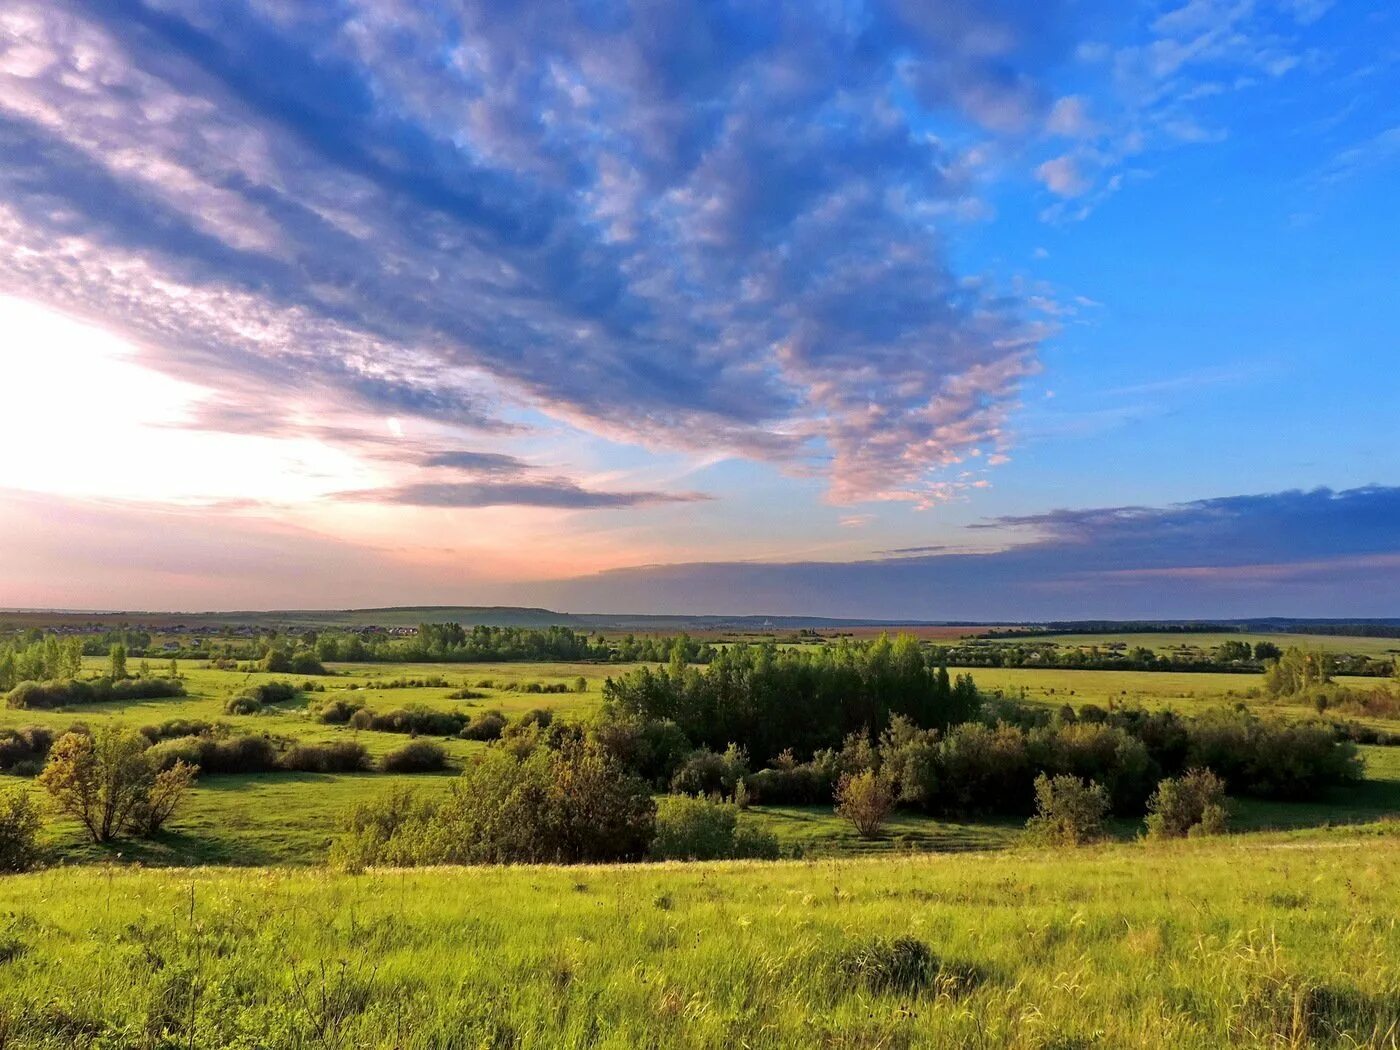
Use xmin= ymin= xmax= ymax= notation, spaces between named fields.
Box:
xmin=2 ymin=830 xmax=1399 ymax=1048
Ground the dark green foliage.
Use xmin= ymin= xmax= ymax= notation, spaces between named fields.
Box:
xmin=1025 ymin=774 xmax=1110 ymax=845
xmin=312 ymin=697 xmax=365 ymax=724
xmin=0 ymin=726 xmax=53 ymax=773
xmin=6 ymin=676 xmax=186 ymax=710
xmin=669 ymin=745 xmax=748 ymax=797
xmin=650 ymin=796 xmax=780 ymax=860
xmin=603 ymin=636 xmax=977 ymax=763
xmin=223 ymin=694 xmax=262 ymax=715
xmin=381 ymin=741 xmax=448 ymax=773
xmin=589 ymin=715 xmax=691 ymax=787
xmin=138 ymin=720 xmax=216 ymax=744
xmin=1182 ymin=710 xmax=1360 ymax=799
xmin=245 ymin=681 xmax=300 ymax=704
xmin=147 ymin=734 xmax=280 ymax=774
xmin=330 ymin=741 xmax=655 ymax=866
xmin=832 ymin=937 xmax=983 ymax=997
xmin=744 ymin=750 xmax=841 ymax=804
xmin=279 ymin=741 xmax=370 ymax=773
xmin=1145 ymin=769 xmax=1228 ymax=839
xmin=459 ymin=710 xmax=507 ymax=741
xmin=349 ymin=706 xmax=467 ymax=736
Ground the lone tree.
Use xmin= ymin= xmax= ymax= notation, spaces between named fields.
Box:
xmin=108 ymin=643 xmax=128 ymax=681
xmin=836 ymin=769 xmax=895 ymax=839
xmin=37 ymin=728 xmax=193 ymax=843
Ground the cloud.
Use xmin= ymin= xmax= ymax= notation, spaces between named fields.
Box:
xmin=1036 ymin=155 xmax=1090 ymax=196
xmin=0 ymin=0 xmax=1085 ymax=505
xmin=524 ymin=486 xmax=1400 ymax=618
xmin=333 ymin=480 xmax=710 ymax=510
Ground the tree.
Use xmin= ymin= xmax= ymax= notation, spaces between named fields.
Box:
xmin=0 ymin=786 xmax=42 ymax=872
xmin=126 ymin=760 xmax=196 ymax=837
xmin=1145 ymin=768 xmax=1228 ymax=839
xmin=37 ymin=729 xmax=152 ymax=843
xmin=835 ymin=769 xmax=894 ymax=839
xmin=109 ymin=643 xmax=128 ymax=681
xmin=1263 ymin=647 xmax=1334 ymax=697
xmin=1025 ymin=774 xmax=1109 ymax=846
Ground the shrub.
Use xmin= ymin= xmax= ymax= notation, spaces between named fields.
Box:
xmin=313 ymin=697 xmax=364 ymax=724
xmin=0 ymin=786 xmax=42 ymax=871
xmin=224 ymin=694 xmax=262 ymax=715
xmin=329 ymin=787 xmax=436 ymax=872
xmin=928 ymin=722 xmax=1032 ymax=815
xmin=744 ymin=749 xmax=841 ymax=805
xmin=1145 ymin=768 xmax=1229 ymax=839
xmin=126 ymin=761 xmax=196 ymax=837
xmin=833 ymin=937 xmax=947 ymax=996
xmin=1028 ymin=722 xmax=1154 ymax=814
xmin=1184 ymin=711 xmax=1360 ymax=799
xmin=670 ymin=745 xmax=749 ymax=797
xmin=331 ymin=741 xmax=655 ymax=866
xmin=459 ymin=710 xmax=507 ymax=741
xmin=835 ymin=769 xmax=895 ymax=839
xmin=382 ymin=741 xmax=448 ymax=773
xmin=1024 ymin=774 xmax=1110 ymax=846
xmin=650 ymin=796 xmax=780 ymax=860
xmin=446 ymin=688 xmax=485 ymax=700
xmin=246 ymin=681 xmax=299 ymax=704
xmin=350 ymin=706 xmax=466 ymax=736
xmin=147 ymin=734 xmax=280 ymax=774
xmin=280 ymin=741 xmax=370 ymax=773
xmin=0 ymin=726 xmax=53 ymax=772
xmin=589 ymin=715 xmax=691 ymax=787
xmin=138 ymin=720 xmax=215 ymax=744
xmin=6 ymin=677 xmax=185 ymax=710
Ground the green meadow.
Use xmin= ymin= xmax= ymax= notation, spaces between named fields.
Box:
xmin=3 ymin=829 xmax=1399 ymax=1048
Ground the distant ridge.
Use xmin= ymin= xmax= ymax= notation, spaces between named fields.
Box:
xmin=0 ymin=606 xmax=1398 ymax=636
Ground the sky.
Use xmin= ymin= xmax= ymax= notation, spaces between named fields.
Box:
xmin=0 ymin=0 xmax=1396 ymax=619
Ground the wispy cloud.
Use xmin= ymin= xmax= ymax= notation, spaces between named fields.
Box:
xmin=333 ymin=481 xmax=710 ymax=510
xmin=0 ymin=0 xmax=1089 ymax=505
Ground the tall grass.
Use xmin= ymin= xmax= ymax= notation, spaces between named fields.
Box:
xmin=0 ymin=829 xmax=1397 ymax=1047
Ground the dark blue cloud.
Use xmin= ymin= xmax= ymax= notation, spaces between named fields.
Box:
xmin=0 ymin=0 xmax=1079 ymax=500
xmin=528 ymin=487 xmax=1400 ymax=617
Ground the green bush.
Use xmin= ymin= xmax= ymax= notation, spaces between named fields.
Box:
xmin=650 ymin=796 xmax=780 ymax=860
xmin=279 ymin=741 xmax=370 ymax=773
xmin=381 ymin=740 xmax=448 ymax=773
xmin=835 ymin=768 xmax=895 ymax=838
xmin=0 ymin=726 xmax=53 ymax=772
xmin=312 ymin=697 xmax=364 ymax=724
xmin=330 ymin=741 xmax=655 ymax=866
xmin=0 ymin=786 xmax=42 ymax=871
xmin=1145 ymin=768 xmax=1229 ymax=839
xmin=459 ymin=710 xmax=507 ymax=741
xmin=6 ymin=677 xmax=185 ymax=710
xmin=669 ymin=745 xmax=748 ymax=797
xmin=1024 ymin=774 xmax=1110 ymax=846
xmin=147 ymin=734 xmax=280 ymax=774
xmin=224 ymin=694 xmax=262 ymax=715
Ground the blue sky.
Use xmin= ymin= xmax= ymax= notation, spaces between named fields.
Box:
xmin=0 ymin=0 xmax=1396 ymax=616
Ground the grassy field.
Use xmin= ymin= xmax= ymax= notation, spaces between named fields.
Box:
xmin=4 ymin=655 xmax=1399 ymax=868
xmin=2 ymin=830 xmax=1399 ymax=1048
xmin=973 ymin=665 xmax=1379 ymax=716
xmin=1032 ymin=631 xmax=1400 ymax=658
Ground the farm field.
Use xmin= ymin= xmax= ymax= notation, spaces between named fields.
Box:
xmin=1031 ymin=631 xmax=1400 ymax=658
xmin=3 ymin=829 xmax=1399 ymax=1048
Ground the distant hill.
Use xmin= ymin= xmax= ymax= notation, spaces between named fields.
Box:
xmin=1 ymin=607 xmax=1397 ymax=637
